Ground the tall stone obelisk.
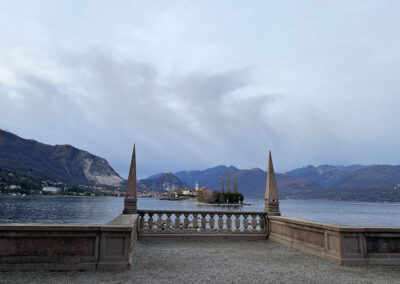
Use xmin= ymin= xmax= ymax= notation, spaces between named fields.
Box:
xmin=264 ymin=151 xmax=280 ymax=216
xmin=123 ymin=144 xmax=137 ymax=214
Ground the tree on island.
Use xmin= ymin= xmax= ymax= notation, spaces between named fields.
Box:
xmin=196 ymin=189 xmax=244 ymax=204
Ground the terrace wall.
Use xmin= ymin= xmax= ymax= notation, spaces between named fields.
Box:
xmin=0 ymin=214 xmax=138 ymax=271
xmin=268 ymin=216 xmax=400 ymax=265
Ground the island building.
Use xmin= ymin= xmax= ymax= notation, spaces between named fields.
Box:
xmin=226 ymin=172 xmax=231 ymax=193
xmin=233 ymin=175 xmax=238 ymax=193
xmin=195 ymin=180 xmax=199 ymax=191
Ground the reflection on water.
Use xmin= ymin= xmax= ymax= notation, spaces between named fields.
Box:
xmin=0 ymin=196 xmax=400 ymax=226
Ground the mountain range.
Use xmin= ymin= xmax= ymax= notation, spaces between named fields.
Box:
xmin=148 ymin=166 xmax=323 ymax=198
xmin=2 ymin=130 xmax=400 ymax=201
xmin=147 ymin=164 xmax=400 ymax=201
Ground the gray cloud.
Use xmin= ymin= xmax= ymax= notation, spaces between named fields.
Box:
xmin=1 ymin=1 xmax=400 ymax=178
xmin=0 ymin=51 xmax=280 ymax=177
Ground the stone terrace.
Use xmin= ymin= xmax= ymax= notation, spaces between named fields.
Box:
xmin=2 ymin=241 xmax=399 ymax=284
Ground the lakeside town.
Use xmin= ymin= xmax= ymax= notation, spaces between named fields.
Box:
xmin=0 ymin=169 xmax=244 ymax=204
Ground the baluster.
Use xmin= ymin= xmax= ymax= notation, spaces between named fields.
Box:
xmin=148 ymin=213 xmax=154 ymax=229
xmin=210 ymin=213 xmax=215 ymax=230
xmin=226 ymin=213 xmax=232 ymax=231
xmin=234 ymin=214 xmax=240 ymax=232
xmin=201 ymin=213 xmax=206 ymax=230
xmin=139 ymin=213 xmax=144 ymax=229
xmin=183 ymin=213 xmax=189 ymax=229
xmin=259 ymin=214 xmax=265 ymax=231
xmin=157 ymin=213 xmax=163 ymax=230
xmin=174 ymin=213 xmax=180 ymax=230
xmin=193 ymin=213 xmax=199 ymax=230
xmin=218 ymin=213 xmax=223 ymax=230
xmin=243 ymin=214 xmax=249 ymax=231
xmin=166 ymin=213 xmax=171 ymax=230
xmin=251 ymin=214 xmax=257 ymax=230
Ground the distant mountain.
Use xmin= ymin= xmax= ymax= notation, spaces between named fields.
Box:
xmin=332 ymin=165 xmax=400 ymax=189
xmin=174 ymin=165 xmax=240 ymax=188
xmin=232 ymin=168 xmax=323 ymax=199
xmin=148 ymin=165 xmax=323 ymax=198
xmin=0 ymin=130 xmax=123 ymax=187
xmin=147 ymin=162 xmax=400 ymax=201
xmin=286 ymin=165 xmax=367 ymax=187
xmin=138 ymin=173 xmax=189 ymax=191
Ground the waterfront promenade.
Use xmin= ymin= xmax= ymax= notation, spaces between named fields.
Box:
xmin=2 ymin=241 xmax=399 ymax=284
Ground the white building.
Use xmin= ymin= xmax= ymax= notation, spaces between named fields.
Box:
xmin=42 ymin=187 xmax=59 ymax=193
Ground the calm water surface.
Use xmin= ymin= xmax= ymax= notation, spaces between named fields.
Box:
xmin=1 ymin=196 xmax=400 ymax=226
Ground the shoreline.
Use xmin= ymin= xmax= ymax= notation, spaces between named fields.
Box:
xmin=1 ymin=195 xmax=400 ymax=204
xmin=193 ymin=202 xmax=243 ymax=206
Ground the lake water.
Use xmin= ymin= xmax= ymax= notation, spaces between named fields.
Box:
xmin=1 ymin=196 xmax=400 ymax=227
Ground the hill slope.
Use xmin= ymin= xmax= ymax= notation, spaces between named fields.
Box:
xmin=0 ymin=130 xmax=123 ymax=187
xmin=332 ymin=165 xmax=400 ymax=189
xmin=286 ymin=165 xmax=367 ymax=187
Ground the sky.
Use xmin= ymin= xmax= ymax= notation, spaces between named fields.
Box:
xmin=1 ymin=1 xmax=400 ymax=178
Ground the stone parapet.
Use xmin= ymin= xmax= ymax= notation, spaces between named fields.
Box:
xmin=0 ymin=214 xmax=138 ymax=271
xmin=268 ymin=216 xmax=400 ymax=266
xmin=137 ymin=210 xmax=267 ymax=240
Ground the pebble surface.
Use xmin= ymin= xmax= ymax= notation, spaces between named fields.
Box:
xmin=1 ymin=241 xmax=400 ymax=284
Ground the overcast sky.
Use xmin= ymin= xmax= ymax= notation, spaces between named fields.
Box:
xmin=1 ymin=1 xmax=400 ymax=178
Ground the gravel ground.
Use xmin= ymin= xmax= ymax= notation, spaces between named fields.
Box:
xmin=1 ymin=241 xmax=400 ymax=284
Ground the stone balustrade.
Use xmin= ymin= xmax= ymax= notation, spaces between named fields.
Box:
xmin=137 ymin=210 xmax=267 ymax=240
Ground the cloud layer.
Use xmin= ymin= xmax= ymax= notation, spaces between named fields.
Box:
xmin=1 ymin=1 xmax=400 ymax=178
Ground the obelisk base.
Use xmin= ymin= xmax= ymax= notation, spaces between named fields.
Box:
xmin=265 ymin=201 xmax=281 ymax=216
xmin=123 ymin=198 xmax=137 ymax=214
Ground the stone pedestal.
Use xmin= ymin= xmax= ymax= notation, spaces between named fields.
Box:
xmin=265 ymin=201 xmax=280 ymax=216
xmin=123 ymin=198 xmax=137 ymax=214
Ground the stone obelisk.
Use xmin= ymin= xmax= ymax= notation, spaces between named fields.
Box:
xmin=123 ymin=144 xmax=137 ymax=214
xmin=264 ymin=151 xmax=280 ymax=216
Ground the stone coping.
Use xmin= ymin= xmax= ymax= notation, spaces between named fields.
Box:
xmin=268 ymin=216 xmax=400 ymax=232
xmin=0 ymin=214 xmax=138 ymax=232
xmin=138 ymin=209 xmax=266 ymax=215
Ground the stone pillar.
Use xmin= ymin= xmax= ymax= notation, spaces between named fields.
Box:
xmin=226 ymin=172 xmax=231 ymax=193
xmin=233 ymin=175 xmax=238 ymax=193
xmin=123 ymin=144 xmax=137 ymax=214
xmin=264 ymin=151 xmax=280 ymax=216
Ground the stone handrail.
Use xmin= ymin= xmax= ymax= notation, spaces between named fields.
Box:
xmin=137 ymin=210 xmax=267 ymax=234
